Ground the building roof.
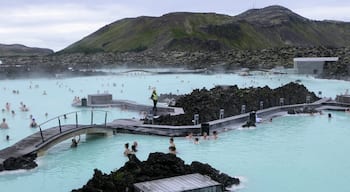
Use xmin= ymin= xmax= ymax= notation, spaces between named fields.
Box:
xmin=293 ymin=57 xmax=339 ymax=62
xmin=88 ymin=93 xmax=112 ymax=96
xmin=133 ymin=173 xmax=222 ymax=192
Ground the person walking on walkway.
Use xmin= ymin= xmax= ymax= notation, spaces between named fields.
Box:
xmin=150 ymin=89 xmax=158 ymax=114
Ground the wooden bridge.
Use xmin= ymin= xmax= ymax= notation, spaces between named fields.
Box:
xmin=0 ymin=109 xmax=184 ymax=164
xmin=0 ymin=110 xmax=115 ymax=163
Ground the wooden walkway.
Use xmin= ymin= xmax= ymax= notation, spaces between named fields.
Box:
xmin=0 ymin=97 xmax=346 ymax=164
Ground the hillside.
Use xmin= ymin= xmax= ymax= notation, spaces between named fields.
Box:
xmin=0 ymin=44 xmax=53 ymax=57
xmin=61 ymin=12 xmax=232 ymax=53
xmin=231 ymin=5 xmax=350 ymax=48
xmin=61 ymin=5 xmax=350 ymax=53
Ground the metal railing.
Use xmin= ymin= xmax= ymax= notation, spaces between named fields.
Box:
xmin=37 ymin=110 xmax=109 ymax=143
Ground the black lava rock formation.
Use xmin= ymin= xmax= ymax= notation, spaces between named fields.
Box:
xmin=0 ymin=154 xmax=37 ymax=171
xmin=152 ymin=82 xmax=319 ymax=125
xmin=72 ymin=152 xmax=239 ymax=192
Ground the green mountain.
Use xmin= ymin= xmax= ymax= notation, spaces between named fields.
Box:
xmin=61 ymin=5 xmax=350 ymax=53
xmin=0 ymin=44 xmax=53 ymax=56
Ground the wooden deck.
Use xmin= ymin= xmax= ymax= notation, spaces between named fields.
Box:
xmin=133 ymin=173 xmax=222 ymax=192
xmin=73 ymin=98 xmax=185 ymax=116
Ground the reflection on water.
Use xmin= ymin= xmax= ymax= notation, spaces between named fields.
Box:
xmin=1 ymin=71 xmax=350 ymax=192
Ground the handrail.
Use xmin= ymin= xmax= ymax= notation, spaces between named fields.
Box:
xmin=37 ymin=109 xmax=109 ymax=127
xmin=37 ymin=110 xmax=110 ymax=143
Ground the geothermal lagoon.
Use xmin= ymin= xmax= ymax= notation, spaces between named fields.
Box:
xmin=1 ymin=69 xmax=350 ymax=192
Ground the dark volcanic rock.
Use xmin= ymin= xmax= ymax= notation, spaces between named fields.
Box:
xmin=83 ymin=169 xmax=116 ymax=192
xmin=2 ymin=155 xmax=37 ymax=171
xmin=152 ymin=82 xmax=320 ymax=125
xmin=73 ymin=152 xmax=239 ymax=192
xmin=190 ymin=161 xmax=240 ymax=187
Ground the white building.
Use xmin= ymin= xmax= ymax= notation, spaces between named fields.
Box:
xmin=293 ymin=57 xmax=338 ymax=75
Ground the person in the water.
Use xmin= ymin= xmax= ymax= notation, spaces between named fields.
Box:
xmin=71 ymin=135 xmax=80 ymax=148
xmin=0 ymin=118 xmax=9 ymax=128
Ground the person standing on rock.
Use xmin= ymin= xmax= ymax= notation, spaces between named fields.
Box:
xmin=150 ymin=89 xmax=158 ymax=114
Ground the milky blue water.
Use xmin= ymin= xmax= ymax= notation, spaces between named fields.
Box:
xmin=1 ymin=70 xmax=350 ymax=192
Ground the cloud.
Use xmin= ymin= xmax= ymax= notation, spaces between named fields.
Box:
xmin=295 ymin=6 xmax=350 ymax=21
xmin=0 ymin=2 xmax=140 ymax=51
xmin=1 ymin=1 xmax=350 ymax=51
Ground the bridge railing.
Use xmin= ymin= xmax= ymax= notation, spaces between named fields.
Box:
xmin=37 ymin=110 xmax=109 ymax=143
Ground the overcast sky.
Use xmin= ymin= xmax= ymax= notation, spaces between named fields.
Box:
xmin=1 ymin=0 xmax=350 ymax=51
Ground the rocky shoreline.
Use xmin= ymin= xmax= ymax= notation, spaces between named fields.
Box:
xmin=154 ymin=82 xmax=319 ymax=126
xmin=1 ymin=46 xmax=350 ymax=79
xmin=0 ymin=153 xmax=37 ymax=172
xmin=72 ymin=152 xmax=240 ymax=192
